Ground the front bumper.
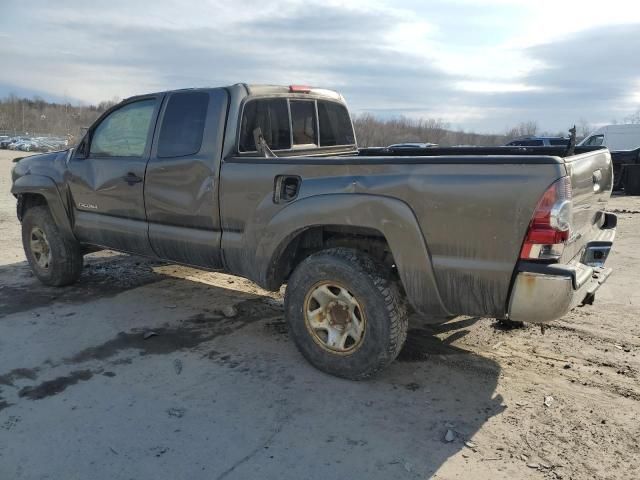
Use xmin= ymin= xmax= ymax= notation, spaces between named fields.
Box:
xmin=507 ymin=213 xmax=616 ymax=324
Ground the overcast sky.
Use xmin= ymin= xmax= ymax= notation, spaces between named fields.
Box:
xmin=1 ymin=0 xmax=639 ymax=133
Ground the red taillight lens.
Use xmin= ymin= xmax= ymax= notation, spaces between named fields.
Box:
xmin=289 ymin=85 xmax=312 ymax=93
xmin=520 ymin=176 xmax=572 ymax=260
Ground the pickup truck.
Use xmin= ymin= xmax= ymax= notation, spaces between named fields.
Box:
xmin=11 ymin=84 xmax=617 ymax=379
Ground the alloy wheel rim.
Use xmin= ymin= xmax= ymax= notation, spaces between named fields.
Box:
xmin=303 ymin=281 xmax=367 ymax=354
xmin=30 ymin=227 xmax=52 ymax=269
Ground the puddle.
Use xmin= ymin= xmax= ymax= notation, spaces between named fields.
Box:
xmin=18 ymin=370 xmax=93 ymax=400
xmin=0 ymin=367 xmax=39 ymax=386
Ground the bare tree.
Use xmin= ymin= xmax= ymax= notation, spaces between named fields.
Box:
xmin=0 ymin=94 xmax=118 ymax=142
xmin=624 ymin=108 xmax=640 ymax=124
xmin=577 ymin=118 xmax=592 ymax=140
xmin=504 ymin=120 xmax=540 ymax=141
xmin=352 ymin=113 xmax=518 ymax=147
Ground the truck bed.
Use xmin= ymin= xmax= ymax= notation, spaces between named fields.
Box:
xmin=358 ymin=145 xmax=606 ymax=158
xmin=224 ymin=145 xmax=612 ymax=319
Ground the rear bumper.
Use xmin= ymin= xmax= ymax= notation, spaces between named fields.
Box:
xmin=507 ymin=213 xmax=616 ymax=323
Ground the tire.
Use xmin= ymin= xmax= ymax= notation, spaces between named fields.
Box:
xmin=21 ymin=205 xmax=83 ymax=286
xmin=284 ymin=248 xmax=409 ymax=380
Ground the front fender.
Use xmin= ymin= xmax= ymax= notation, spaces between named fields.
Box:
xmin=11 ymin=174 xmax=76 ymax=241
xmin=256 ymin=193 xmax=449 ymax=316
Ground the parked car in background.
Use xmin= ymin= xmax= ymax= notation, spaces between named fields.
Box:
xmin=32 ymin=137 xmax=68 ymax=152
xmin=505 ymin=136 xmax=570 ymax=147
xmin=387 ymin=142 xmax=438 ymax=149
xmin=1 ymin=136 xmax=24 ymax=149
xmin=16 ymin=140 xmax=39 ymax=152
xmin=7 ymin=138 xmax=33 ymax=150
xmin=0 ymin=136 xmax=69 ymax=152
xmin=579 ymin=124 xmax=640 ymax=194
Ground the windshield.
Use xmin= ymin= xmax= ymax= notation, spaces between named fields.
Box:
xmin=583 ymin=134 xmax=604 ymax=146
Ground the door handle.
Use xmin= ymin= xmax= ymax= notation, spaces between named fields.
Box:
xmin=274 ymin=175 xmax=301 ymax=203
xmin=123 ymin=172 xmax=143 ymax=185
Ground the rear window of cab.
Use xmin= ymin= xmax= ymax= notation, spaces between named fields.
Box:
xmin=239 ymin=98 xmax=355 ymax=152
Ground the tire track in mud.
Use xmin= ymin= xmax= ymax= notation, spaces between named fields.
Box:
xmin=0 ymin=257 xmax=167 ymax=317
xmin=0 ymin=297 xmax=284 ymax=407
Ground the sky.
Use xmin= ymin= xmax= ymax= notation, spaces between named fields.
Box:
xmin=0 ymin=0 xmax=639 ymax=133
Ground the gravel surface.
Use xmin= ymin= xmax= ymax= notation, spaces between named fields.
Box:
xmin=1 ymin=149 xmax=639 ymax=479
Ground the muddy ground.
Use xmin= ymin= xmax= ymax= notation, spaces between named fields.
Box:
xmin=0 ymin=149 xmax=639 ymax=480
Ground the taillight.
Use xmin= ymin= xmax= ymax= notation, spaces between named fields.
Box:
xmin=289 ymin=85 xmax=311 ymax=93
xmin=520 ymin=176 xmax=573 ymax=260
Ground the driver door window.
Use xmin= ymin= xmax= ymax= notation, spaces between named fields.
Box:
xmin=90 ymin=100 xmax=156 ymax=157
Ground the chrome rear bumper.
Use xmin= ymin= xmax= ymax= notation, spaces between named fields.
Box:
xmin=507 ymin=213 xmax=616 ymax=324
xmin=508 ymin=265 xmax=612 ymax=323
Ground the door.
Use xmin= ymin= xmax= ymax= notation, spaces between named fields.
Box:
xmin=67 ymin=96 xmax=162 ymax=254
xmin=145 ymin=89 xmax=229 ymax=268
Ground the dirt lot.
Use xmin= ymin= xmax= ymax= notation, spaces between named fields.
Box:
xmin=0 ymin=149 xmax=639 ymax=480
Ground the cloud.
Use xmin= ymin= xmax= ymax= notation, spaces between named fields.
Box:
xmin=455 ymin=24 xmax=640 ymax=130
xmin=0 ymin=0 xmax=639 ymax=132
xmin=0 ymin=2 xmax=457 ymax=108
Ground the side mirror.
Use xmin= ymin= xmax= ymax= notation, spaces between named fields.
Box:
xmin=74 ymin=135 xmax=89 ymax=159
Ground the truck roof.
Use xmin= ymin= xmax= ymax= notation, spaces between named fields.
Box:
xmin=241 ymin=84 xmax=344 ymax=101
xmin=125 ymin=84 xmax=344 ymax=103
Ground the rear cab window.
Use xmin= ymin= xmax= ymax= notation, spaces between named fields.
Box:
xmin=157 ymin=91 xmax=209 ymax=158
xmin=239 ymin=99 xmax=291 ymax=152
xmin=238 ymin=97 xmax=354 ymax=153
xmin=290 ymin=100 xmax=317 ymax=148
xmin=318 ymin=101 xmax=355 ymax=146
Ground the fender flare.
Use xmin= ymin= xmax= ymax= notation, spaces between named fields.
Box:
xmin=11 ymin=174 xmax=76 ymax=241
xmin=255 ymin=193 xmax=449 ymax=315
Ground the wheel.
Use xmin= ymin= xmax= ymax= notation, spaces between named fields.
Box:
xmin=284 ymin=248 xmax=409 ymax=380
xmin=21 ymin=205 xmax=83 ymax=286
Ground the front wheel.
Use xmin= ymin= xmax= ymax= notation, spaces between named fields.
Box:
xmin=21 ymin=205 xmax=83 ymax=286
xmin=284 ymin=248 xmax=409 ymax=380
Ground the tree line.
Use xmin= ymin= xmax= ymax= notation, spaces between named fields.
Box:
xmin=0 ymin=95 xmax=119 ymax=142
xmin=352 ymin=114 xmax=573 ymax=147
xmin=2 ymin=94 xmax=637 ymax=147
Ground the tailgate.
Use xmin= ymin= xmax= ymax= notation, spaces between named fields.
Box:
xmin=561 ymin=148 xmax=614 ymax=262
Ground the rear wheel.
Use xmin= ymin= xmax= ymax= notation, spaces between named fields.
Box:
xmin=21 ymin=206 xmax=83 ymax=286
xmin=284 ymin=248 xmax=408 ymax=380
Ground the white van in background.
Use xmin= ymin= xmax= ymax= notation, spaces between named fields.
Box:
xmin=580 ymin=124 xmax=640 ymax=195
xmin=580 ymin=124 xmax=640 ymax=150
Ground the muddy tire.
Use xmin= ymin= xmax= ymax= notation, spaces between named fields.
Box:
xmin=21 ymin=205 xmax=83 ymax=286
xmin=284 ymin=248 xmax=409 ymax=380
